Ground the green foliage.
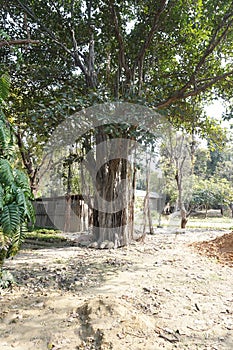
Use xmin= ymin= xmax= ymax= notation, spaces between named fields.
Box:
xmin=0 ymin=74 xmax=10 ymax=105
xmin=1 ymin=0 xmax=233 ymax=174
xmin=0 ymin=159 xmax=14 ymax=185
xmin=0 ymin=72 xmax=34 ymax=275
xmin=26 ymin=231 xmax=66 ymax=242
xmin=190 ymin=177 xmax=233 ymax=211
xmin=193 ymin=148 xmax=210 ymax=178
xmin=1 ymin=204 xmax=20 ymax=235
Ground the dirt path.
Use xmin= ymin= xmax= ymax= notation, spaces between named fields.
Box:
xmin=0 ymin=229 xmax=233 ymax=350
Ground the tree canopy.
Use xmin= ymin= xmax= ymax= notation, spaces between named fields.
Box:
xmin=2 ymin=0 xmax=233 ymax=107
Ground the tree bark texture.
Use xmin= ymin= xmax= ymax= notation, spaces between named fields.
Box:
xmin=86 ymin=129 xmax=135 ymax=247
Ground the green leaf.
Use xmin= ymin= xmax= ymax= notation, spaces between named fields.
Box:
xmin=0 ymin=184 xmax=3 ymax=210
xmin=0 ymin=73 xmax=10 ymax=104
xmin=25 ymin=199 xmax=35 ymax=223
xmin=0 ymin=120 xmax=8 ymax=150
xmin=16 ymin=189 xmax=35 ymax=223
xmin=14 ymin=170 xmax=32 ymax=197
xmin=0 ymin=159 xmax=14 ymax=186
xmin=8 ymin=223 xmax=27 ymax=257
xmin=1 ymin=203 xmax=20 ymax=235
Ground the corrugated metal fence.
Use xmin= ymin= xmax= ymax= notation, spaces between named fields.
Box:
xmin=33 ymin=195 xmax=91 ymax=232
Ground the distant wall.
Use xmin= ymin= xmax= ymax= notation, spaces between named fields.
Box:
xmin=33 ymin=195 xmax=91 ymax=232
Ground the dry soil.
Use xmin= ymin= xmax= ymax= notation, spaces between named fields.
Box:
xmin=0 ymin=228 xmax=233 ymax=350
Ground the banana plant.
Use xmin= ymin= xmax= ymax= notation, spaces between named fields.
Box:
xmin=0 ymin=72 xmax=35 ymax=274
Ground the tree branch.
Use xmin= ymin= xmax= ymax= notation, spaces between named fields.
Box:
xmin=0 ymin=39 xmax=40 ymax=48
xmin=156 ymin=4 xmax=233 ymax=109
xmin=86 ymin=0 xmax=97 ymax=88
xmin=108 ymin=0 xmax=131 ymax=82
xmin=15 ymin=0 xmax=95 ymax=87
xmin=157 ymin=70 xmax=233 ymax=109
xmin=134 ymin=0 xmax=170 ymax=70
xmin=71 ymin=29 xmax=88 ymax=76
xmin=183 ymin=71 xmax=233 ymax=99
xmin=193 ymin=10 xmax=233 ymax=76
xmin=15 ymin=0 xmax=80 ymax=64
xmin=134 ymin=0 xmax=173 ymax=92
xmin=15 ymin=130 xmax=32 ymax=173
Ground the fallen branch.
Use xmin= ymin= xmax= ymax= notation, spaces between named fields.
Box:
xmin=155 ymin=326 xmax=180 ymax=343
xmin=125 ymin=330 xmax=145 ymax=338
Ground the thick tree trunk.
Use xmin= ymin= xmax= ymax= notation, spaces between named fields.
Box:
xmin=90 ymin=131 xmax=135 ymax=247
xmin=92 ymin=157 xmax=133 ymax=247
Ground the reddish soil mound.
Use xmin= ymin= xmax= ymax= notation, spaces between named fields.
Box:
xmin=191 ymin=232 xmax=233 ymax=267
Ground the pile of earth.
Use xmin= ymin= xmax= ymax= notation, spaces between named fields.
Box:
xmin=74 ymin=295 xmax=164 ymax=350
xmin=66 ymin=293 xmax=181 ymax=350
xmin=191 ymin=231 xmax=233 ymax=267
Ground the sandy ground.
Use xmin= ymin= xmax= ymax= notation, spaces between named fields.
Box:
xmin=0 ymin=228 xmax=233 ymax=350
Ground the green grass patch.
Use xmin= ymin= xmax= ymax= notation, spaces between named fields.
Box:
xmin=25 ymin=228 xmax=66 ymax=242
xmin=160 ymin=216 xmax=233 ymax=230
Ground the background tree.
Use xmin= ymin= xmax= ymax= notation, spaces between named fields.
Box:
xmin=190 ymin=177 xmax=233 ymax=216
xmin=160 ymin=116 xmax=228 ymax=227
xmin=160 ymin=127 xmax=195 ymax=228
xmin=214 ymin=138 xmax=233 ymax=183
xmin=193 ymin=148 xmax=210 ymax=179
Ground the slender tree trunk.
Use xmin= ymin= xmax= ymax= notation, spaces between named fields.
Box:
xmin=180 ymin=207 xmax=188 ymax=229
xmin=220 ymin=206 xmax=223 ymax=216
xmin=205 ymin=205 xmax=208 ymax=218
xmin=175 ymin=171 xmax=188 ymax=229
xmin=142 ymin=193 xmax=148 ymax=237
xmin=64 ymin=160 xmax=72 ymax=232
xmin=148 ymin=204 xmax=154 ymax=234
xmin=129 ymin=163 xmax=137 ymax=240
xmin=0 ymin=233 xmax=10 ymax=273
xmin=15 ymin=130 xmax=52 ymax=196
xmin=15 ymin=131 xmax=38 ymax=193
xmin=142 ymin=153 xmax=154 ymax=237
xmin=146 ymin=155 xmax=154 ymax=234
